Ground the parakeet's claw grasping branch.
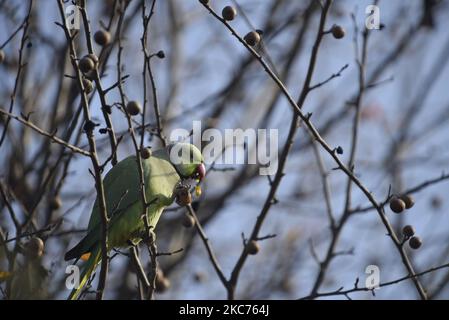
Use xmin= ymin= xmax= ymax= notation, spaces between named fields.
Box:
xmin=149 ymin=229 xmax=156 ymax=244
xmin=141 ymin=227 xmax=157 ymax=244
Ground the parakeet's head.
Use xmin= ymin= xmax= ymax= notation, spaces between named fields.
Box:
xmin=168 ymin=143 xmax=206 ymax=182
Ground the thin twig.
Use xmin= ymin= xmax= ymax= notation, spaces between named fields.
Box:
xmin=186 ymin=204 xmax=228 ymax=288
xmin=128 ymin=244 xmax=151 ymax=299
xmin=0 ymin=109 xmax=91 ymax=157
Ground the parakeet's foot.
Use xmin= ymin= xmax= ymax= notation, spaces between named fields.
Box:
xmin=141 ymin=228 xmax=157 ymax=245
xmin=149 ymin=229 xmax=157 ymax=244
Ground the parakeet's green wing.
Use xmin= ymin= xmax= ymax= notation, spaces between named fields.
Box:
xmin=87 ymin=155 xmax=147 ymax=232
xmin=103 ymin=152 xmax=181 ymax=247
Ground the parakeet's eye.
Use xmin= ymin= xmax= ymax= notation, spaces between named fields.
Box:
xmin=194 ymin=163 xmax=206 ymax=181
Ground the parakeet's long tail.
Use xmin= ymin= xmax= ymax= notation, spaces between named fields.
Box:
xmin=68 ymin=247 xmax=101 ymax=300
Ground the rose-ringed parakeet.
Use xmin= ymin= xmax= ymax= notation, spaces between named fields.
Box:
xmin=64 ymin=143 xmax=205 ymax=300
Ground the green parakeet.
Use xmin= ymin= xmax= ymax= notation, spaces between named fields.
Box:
xmin=64 ymin=142 xmax=205 ymax=300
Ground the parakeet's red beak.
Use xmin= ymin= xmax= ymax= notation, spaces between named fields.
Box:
xmin=196 ymin=163 xmax=206 ymax=181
